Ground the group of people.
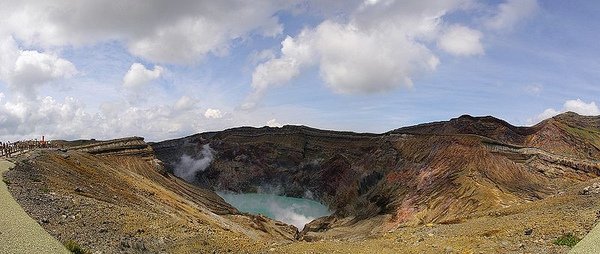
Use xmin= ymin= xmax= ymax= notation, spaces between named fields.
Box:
xmin=0 ymin=138 xmax=54 ymax=157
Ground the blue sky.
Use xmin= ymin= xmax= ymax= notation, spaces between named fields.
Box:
xmin=0 ymin=0 xmax=598 ymax=141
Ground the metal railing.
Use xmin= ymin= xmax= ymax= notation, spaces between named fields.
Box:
xmin=0 ymin=140 xmax=57 ymax=158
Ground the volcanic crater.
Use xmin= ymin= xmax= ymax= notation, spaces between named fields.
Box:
xmin=3 ymin=112 xmax=600 ymax=253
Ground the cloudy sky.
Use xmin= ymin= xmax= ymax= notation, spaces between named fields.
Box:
xmin=0 ymin=0 xmax=599 ymax=141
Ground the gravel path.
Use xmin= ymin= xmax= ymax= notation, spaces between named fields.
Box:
xmin=0 ymin=159 xmax=70 ymax=254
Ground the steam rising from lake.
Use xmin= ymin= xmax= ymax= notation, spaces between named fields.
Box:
xmin=173 ymin=145 xmax=331 ymax=229
xmin=217 ymin=192 xmax=331 ymax=230
xmin=174 ymin=144 xmax=214 ymax=182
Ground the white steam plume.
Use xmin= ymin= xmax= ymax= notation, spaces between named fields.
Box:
xmin=174 ymin=144 xmax=214 ymax=182
xmin=269 ymin=202 xmax=315 ymax=230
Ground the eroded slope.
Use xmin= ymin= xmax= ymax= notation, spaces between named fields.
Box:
xmin=4 ymin=141 xmax=296 ymax=253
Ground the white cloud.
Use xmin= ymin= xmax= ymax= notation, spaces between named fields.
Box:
xmin=266 ymin=119 xmax=283 ymax=127
xmin=532 ymin=99 xmax=600 ymax=123
xmin=249 ymin=49 xmax=276 ymax=66
xmin=11 ymin=51 xmax=77 ymax=86
xmin=0 ymin=91 xmax=328 ymax=142
xmin=174 ymin=95 xmax=196 ymax=111
xmin=0 ymin=1 xmax=553 ymax=142
xmin=437 ymin=25 xmax=484 ymax=56
xmin=535 ymin=108 xmax=560 ymax=122
xmin=0 ymin=0 xmax=292 ymax=64
xmin=204 ymin=108 xmax=223 ymax=119
xmin=0 ymin=95 xmax=89 ymax=139
xmin=563 ymin=99 xmax=600 ymax=115
xmin=486 ymin=0 xmax=539 ymax=31
xmin=524 ymin=83 xmax=543 ymax=95
xmin=96 ymin=102 xmax=201 ymax=140
xmin=0 ymin=36 xmax=77 ymax=97
xmin=123 ymin=63 xmax=163 ymax=89
xmin=250 ymin=32 xmax=316 ymax=92
xmin=246 ymin=0 xmax=478 ymax=107
xmin=315 ymin=21 xmax=440 ymax=94
xmin=0 ymin=93 xmax=202 ymax=141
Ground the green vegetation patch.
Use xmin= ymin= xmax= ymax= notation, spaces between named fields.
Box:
xmin=64 ymin=240 xmax=90 ymax=254
xmin=553 ymin=233 xmax=581 ymax=247
xmin=560 ymin=122 xmax=600 ymax=148
xmin=2 ymin=178 xmax=10 ymax=185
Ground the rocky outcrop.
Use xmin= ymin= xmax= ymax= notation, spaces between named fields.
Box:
xmin=69 ymin=137 xmax=155 ymax=159
xmin=580 ymin=182 xmax=600 ymax=195
xmin=484 ymin=141 xmax=600 ymax=174
xmin=66 ymin=137 xmax=169 ymax=174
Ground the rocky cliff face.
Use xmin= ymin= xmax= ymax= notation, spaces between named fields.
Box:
xmin=152 ymin=112 xmax=600 ymax=240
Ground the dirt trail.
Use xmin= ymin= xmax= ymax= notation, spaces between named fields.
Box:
xmin=0 ymin=159 xmax=69 ymax=254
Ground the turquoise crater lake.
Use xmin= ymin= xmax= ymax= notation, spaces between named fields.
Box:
xmin=217 ymin=192 xmax=331 ymax=230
